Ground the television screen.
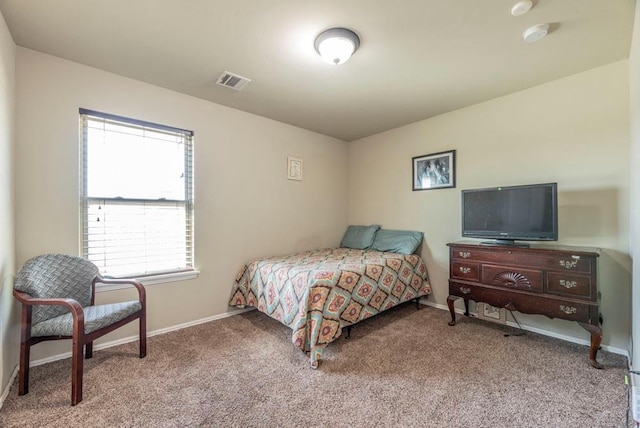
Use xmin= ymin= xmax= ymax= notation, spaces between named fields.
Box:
xmin=461 ymin=183 xmax=558 ymax=244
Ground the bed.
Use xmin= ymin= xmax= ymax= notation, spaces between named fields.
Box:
xmin=228 ymin=226 xmax=431 ymax=368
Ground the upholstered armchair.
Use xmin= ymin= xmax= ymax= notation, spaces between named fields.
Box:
xmin=13 ymin=254 xmax=146 ymax=406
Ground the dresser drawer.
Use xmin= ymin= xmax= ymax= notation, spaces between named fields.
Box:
xmin=551 ymin=255 xmax=594 ymax=274
xmin=448 ymin=281 xmax=594 ymax=323
xmin=451 ymin=261 xmax=479 ymax=281
xmin=448 ymin=281 xmax=478 ymax=299
xmin=450 ymin=248 xmax=493 ymax=262
xmin=481 ymin=264 xmax=543 ymax=293
xmin=546 ymin=272 xmax=593 ymax=299
xmin=449 ymin=247 xmax=594 ymax=274
xmin=513 ymin=295 xmax=593 ymax=323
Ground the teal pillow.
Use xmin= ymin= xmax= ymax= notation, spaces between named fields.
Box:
xmin=340 ymin=225 xmax=381 ymax=249
xmin=370 ymin=229 xmax=423 ymax=254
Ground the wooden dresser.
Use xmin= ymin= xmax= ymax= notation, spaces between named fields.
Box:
xmin=446 ymin=241 xmax=602 ymax=368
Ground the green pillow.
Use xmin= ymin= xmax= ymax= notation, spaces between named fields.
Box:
xmin=370 ymin=229 xmax=423 ymax=254
xmin=340 ymin=225 xmax=381 ymax=249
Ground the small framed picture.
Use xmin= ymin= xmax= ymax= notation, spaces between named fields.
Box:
xmin=287 ymin=156 xmax=303 ymax=181
xmin=412 ymin=150 xmax=456 ymax=191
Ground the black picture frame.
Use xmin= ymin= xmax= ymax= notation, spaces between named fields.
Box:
xmin=412 ymin=150 xmax=456 ymax=191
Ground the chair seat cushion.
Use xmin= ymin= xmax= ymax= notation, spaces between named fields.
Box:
xmin=31 ymin=301 xmax=142 ymax=337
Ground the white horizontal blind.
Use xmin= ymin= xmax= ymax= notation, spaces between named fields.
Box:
xmin=80 ymin=109 xmax=194 ymax=277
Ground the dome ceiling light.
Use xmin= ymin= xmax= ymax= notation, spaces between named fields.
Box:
xmin=314 ymin=28 xmax=360 ymax=65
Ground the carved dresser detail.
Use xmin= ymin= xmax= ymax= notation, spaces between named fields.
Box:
xmin=447 ymin=241 xmax=602 ymax=368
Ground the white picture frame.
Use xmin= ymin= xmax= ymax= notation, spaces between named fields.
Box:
xmin=287 ymin=156 xmax=303 ymax=181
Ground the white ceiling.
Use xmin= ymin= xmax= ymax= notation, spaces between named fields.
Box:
xmin=0 ymin=0 xmax=636 ymax=141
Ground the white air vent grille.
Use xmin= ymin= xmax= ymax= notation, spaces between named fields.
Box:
xmin=216 ymin=71 xmax=251 ymax=91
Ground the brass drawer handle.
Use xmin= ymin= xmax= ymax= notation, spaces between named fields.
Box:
xmin=559 ymin=260 xmax=578 ymax=269
xmin=559 ymin=305 xmax=577 ymax=314
xmin=459 ymin=286 xmax=471 ymax=295
xmin=559 ymin=279 xmax=578 ymax=289
xmin=459 ymin=251 xmax=471 ymax=259
xmin=459 ymin=267 xmax=471 ymax=274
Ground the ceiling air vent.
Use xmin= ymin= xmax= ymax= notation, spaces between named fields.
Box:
xmin=216 ymin=71 xmax=251 ymax=91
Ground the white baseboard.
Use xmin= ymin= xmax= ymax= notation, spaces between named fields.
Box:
xmin=420 ymin=299 xmax=628 ymax=357
xmin=0 ymin=366 xmax=18 ymax=409
xmin=629 ymin=369 xmax=638 ymax=422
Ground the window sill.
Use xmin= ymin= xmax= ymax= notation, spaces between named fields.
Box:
xmin=96 ymin=270 xmax=200 ymax=293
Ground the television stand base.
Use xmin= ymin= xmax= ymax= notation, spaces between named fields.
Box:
xmin=480 ymin=239 xmax=529 ymax=248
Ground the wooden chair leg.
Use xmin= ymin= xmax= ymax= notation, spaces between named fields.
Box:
xmin=139 ymin=315 xmax=147 ymax=358
xmin=18 ymin=305 xmax=32 ymax=396
xmin=85 ymin=342 xmax=93 ymax=359
xmin=18 ymin=340 xmax=30 ymax=396
xmin=71 ymin=337 xmax=84 ymax=406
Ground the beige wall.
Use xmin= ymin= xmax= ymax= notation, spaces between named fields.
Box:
xmin=349 ymin=61 xmax=631 ymax=351
xmin=630 ymin=2 xmax=640 ymax=368
xmin=14 ymin=48 xmax=349 ymax=361
xmin=0 ymin=11 xmax=16 ymax=396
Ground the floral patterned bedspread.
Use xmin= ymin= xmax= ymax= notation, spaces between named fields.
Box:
xmin=229 ymin=247 xmax=430 ymax=367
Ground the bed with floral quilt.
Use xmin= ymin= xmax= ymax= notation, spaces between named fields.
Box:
xmin=228 ymin=228 xmax=430 ymax=368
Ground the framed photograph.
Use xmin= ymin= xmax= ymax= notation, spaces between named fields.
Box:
xmin=287 ymin=156 xmax=303 ymax=181
xmin=412 ymin=150 xmax=456 ymax=191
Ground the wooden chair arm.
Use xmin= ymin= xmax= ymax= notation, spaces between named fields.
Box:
xmin=93 ymin=276 xmax=146 ymax=306
xmin=13 ymin=289 xmax=85 ymax=324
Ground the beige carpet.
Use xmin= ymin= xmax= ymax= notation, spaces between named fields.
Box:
xmin=0 ymin=304 xmax=629 ymax=427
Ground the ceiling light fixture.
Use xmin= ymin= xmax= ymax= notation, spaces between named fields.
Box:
xmin=522 ymin=23 xmax=550 ymax=43
xmin=314 ymin=28 xmax=360 ymax=65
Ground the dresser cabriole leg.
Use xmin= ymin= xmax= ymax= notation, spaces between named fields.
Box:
xmin=447 ymin=295 xmax=457 ymax=326
xmin=579 ymin=322 xmax=603 ymax=369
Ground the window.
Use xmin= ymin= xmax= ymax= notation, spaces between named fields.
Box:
xmin=80 ymin=109 xmax=194 ymax=278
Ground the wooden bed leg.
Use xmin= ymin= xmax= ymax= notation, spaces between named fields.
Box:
xmin=345 ymin=326 xmax=352 ymax=339
xmin=414 ymin=297 xmax=420 ymax=310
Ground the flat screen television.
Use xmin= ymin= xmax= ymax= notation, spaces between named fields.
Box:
xmin=461 ymin=182 xmax=558 ymax=246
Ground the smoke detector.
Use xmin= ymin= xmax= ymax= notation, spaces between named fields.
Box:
xmin=522 ymin=23 xmax=549 ymax=43
xmin=216 ymin=71 xmax=251 ymax=91
xmin=511 ymin=1 xmax=533 ymax=17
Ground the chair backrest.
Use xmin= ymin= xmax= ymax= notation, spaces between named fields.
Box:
xmin=14 ymin=254 xmax=99 ymax=324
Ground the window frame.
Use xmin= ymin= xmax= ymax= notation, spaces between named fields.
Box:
xmin=79 ymin=108 xmax=195 ymax=282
